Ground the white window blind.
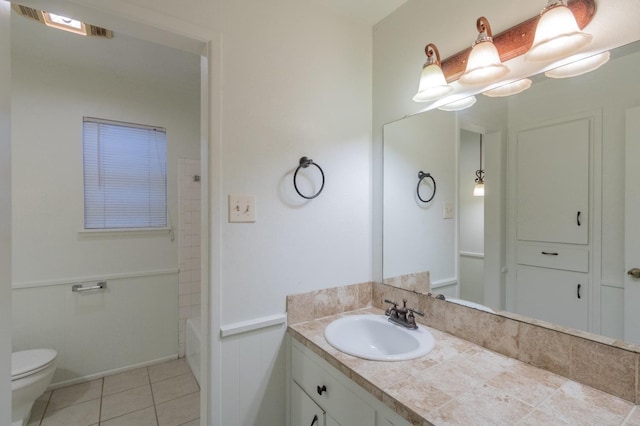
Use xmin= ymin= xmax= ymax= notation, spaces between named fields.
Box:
xmin=83 ymin=117 xmax=167 ymax=229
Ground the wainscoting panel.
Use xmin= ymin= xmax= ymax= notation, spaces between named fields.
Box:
xmin=12 ymin=272 xmax=178 ymax=387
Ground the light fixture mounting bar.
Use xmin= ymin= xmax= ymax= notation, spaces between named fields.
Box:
xmin=440 ymin=0 xmax=595 ymax=83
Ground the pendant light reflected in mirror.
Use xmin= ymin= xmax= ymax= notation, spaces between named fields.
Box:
xmin=413 ymin=43 xmax=454 ymax=102
xmin=459 ymin=17 xmax=509 ymax=86
xmin=525 ymin=0 xmax=592 ymax=62
xmin=473 ymin=134 xmax=485 ymax=197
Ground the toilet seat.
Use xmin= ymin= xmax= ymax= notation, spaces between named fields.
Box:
xmin=11 ymin=349 xmax=57 ymax=381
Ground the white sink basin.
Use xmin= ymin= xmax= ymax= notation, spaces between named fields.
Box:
xmin=324 ymin=314 xmax=435 ymax=361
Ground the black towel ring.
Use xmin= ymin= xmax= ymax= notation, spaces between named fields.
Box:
xmin=294 ymin=157 xmax=325 ymax=199
xmin=416 ymin=171 xmax=436 ymax=203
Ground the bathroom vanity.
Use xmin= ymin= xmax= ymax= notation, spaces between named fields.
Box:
xmin=286 ymin=283 xmax=639 ymax=425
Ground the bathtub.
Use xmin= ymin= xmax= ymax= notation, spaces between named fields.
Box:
xmin=186 ymin=317 xmax=201 ymax=386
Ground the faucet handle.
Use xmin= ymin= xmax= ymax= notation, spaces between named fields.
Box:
xmin=408 ymin=308 xmax=424 ymax=317
xmin=384 ymin=299 xmax=397 ymax=306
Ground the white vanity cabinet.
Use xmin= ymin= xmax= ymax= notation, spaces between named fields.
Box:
xmin=509 ymin=115 xmax=597 ymax=333
xmin=288 ymin=337 xmax=412 ymax=426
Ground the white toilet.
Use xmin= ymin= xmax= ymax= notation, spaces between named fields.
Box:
xmin=11 ymin=349 xmax=57 ymax=426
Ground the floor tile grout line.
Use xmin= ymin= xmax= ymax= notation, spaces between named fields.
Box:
xmin=148 ymin=366 xmax=161 ymax=426
xmin=98 ymin=378 xmax=104 ymax=425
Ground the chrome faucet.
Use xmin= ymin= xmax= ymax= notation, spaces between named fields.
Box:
xmin=384 ymin=298 xmax=424 ymax=329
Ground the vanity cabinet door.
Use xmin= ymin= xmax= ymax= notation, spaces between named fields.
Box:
xmin=515 ymin=265 xmax=589 ymax=330
xmin=291 ymin=382 xmax=325 ymax=426
xmin=516 ymin=118 xmax=590 ymax=245
xmin=291 ymin=342 xmax=376 ymax=426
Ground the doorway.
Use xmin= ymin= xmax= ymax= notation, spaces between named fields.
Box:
xmin=7 ymin=3 xmax=212 ymax=424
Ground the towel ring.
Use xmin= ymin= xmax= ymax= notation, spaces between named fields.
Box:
xmin=416 ymin=171 xmax=436 ymax=203
xmin=294 ymin=157 xmax=325 ymax=199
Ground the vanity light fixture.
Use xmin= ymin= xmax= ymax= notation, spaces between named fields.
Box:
xmin=483 ymin=78 xmax=532 ymax=97
xmin=473 ymin=135 xmax=485 ymax=197
xmin=438 ymin=96 xmax=477 ymax=112
xmin=545 ymin=50 xmax=610 ymax=78
xmin=525 ymin=0 xmax=593 ymax=62
xmin=413 ymin=43 xmax=454 ymax=102
xmin=458 ymin=17 xmax=509 ymax=86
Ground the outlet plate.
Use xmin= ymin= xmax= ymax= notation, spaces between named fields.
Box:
xmin=229 ymin=195 xmax=256 ymax=223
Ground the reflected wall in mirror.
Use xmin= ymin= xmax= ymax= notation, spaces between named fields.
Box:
xmin=382 ymin=40 xmax=640 ymax=345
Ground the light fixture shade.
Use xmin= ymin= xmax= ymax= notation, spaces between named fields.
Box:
xmin=459 ymin=17 xmax=509 ymax=86
xmin=438 ymin=96 xmax=477 ymax=111
xmin=483 ymin=78 xmax=532 ymax=97
xmin=413 ymin=43 xmax=454 ymax=102
xmin=545 ymin=51 xmax=610 ymax=78
xmin=525 ymin=1 xmax=592 ymax=62
xmin=473 ymin=182 xmax=485 ymax=197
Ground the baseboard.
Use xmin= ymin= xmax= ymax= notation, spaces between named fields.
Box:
xmin=47 ymin=354 xmax=179 ymax=390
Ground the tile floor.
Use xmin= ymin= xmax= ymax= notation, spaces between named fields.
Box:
xmin=27 ymin=358 xmax=200 ymax=426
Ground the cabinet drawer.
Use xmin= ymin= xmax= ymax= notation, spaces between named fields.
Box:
xmin=291 ymin=343 xmax=375 ymax=426
xmin=516 ymin=245 xmax=589 ymax=272
xmin=291 ymin=382 xmax=325 ymax=426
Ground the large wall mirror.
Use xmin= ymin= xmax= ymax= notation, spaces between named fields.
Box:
xmin=382 ymin=39 xmax=640 ymax=346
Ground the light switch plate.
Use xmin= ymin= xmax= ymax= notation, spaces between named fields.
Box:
xmin=229 ymin=195 xmax=256 ymax=223
xmin=443 ymin=201 xmax=454 ymax=219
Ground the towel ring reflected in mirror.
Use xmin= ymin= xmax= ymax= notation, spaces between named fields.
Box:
xmin=416 ymin=171 xmax=436 ymax=203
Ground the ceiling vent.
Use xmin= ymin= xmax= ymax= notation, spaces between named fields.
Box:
xmin=12 ymin=4 xmax=113 ymax=39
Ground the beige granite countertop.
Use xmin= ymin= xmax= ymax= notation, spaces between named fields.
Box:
xmin=288 ymin=307 xmax=640 ymax=426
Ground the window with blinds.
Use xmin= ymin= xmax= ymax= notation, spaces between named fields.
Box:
xmin=82 ymin=117 xmax=167 ymax=229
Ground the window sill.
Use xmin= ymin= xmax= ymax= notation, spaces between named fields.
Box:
xmin=79 ymin=227 xmax=173 ymax=239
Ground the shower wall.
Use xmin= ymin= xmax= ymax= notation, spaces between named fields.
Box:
xmin=179 ymin=159 xmax=202 ymax=357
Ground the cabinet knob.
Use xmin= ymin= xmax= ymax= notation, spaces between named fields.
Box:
xmin=628 ymin=268 xmax=640 ymax=279
xmin=316 ymin=385 xmax=327 ymax=395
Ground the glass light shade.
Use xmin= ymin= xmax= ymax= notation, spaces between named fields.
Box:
xmin=545 ymin=51 xmax=610 ymax=78
xmin=473 ymin=182 xmax=485 ymax=197
xmin=483 ymin=78 xmax=532 ymax=97
xmin=413 ymin=63 xmax=453 ymax=102
xmin=459 ymin=41 xmax=509 ymax=86
xmin=525 ymin=4 xmax=592 ymax=62
xmin=438 ymin=96 xmax=477 ymax=111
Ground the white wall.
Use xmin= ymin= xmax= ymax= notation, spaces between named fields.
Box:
xmin=216 ymin=2 xmax=372 ymax=424
xmin=11 ymin=14 xmax=200 ymax=382
xmin=0 ymin=2 xmax=12 ymax=423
